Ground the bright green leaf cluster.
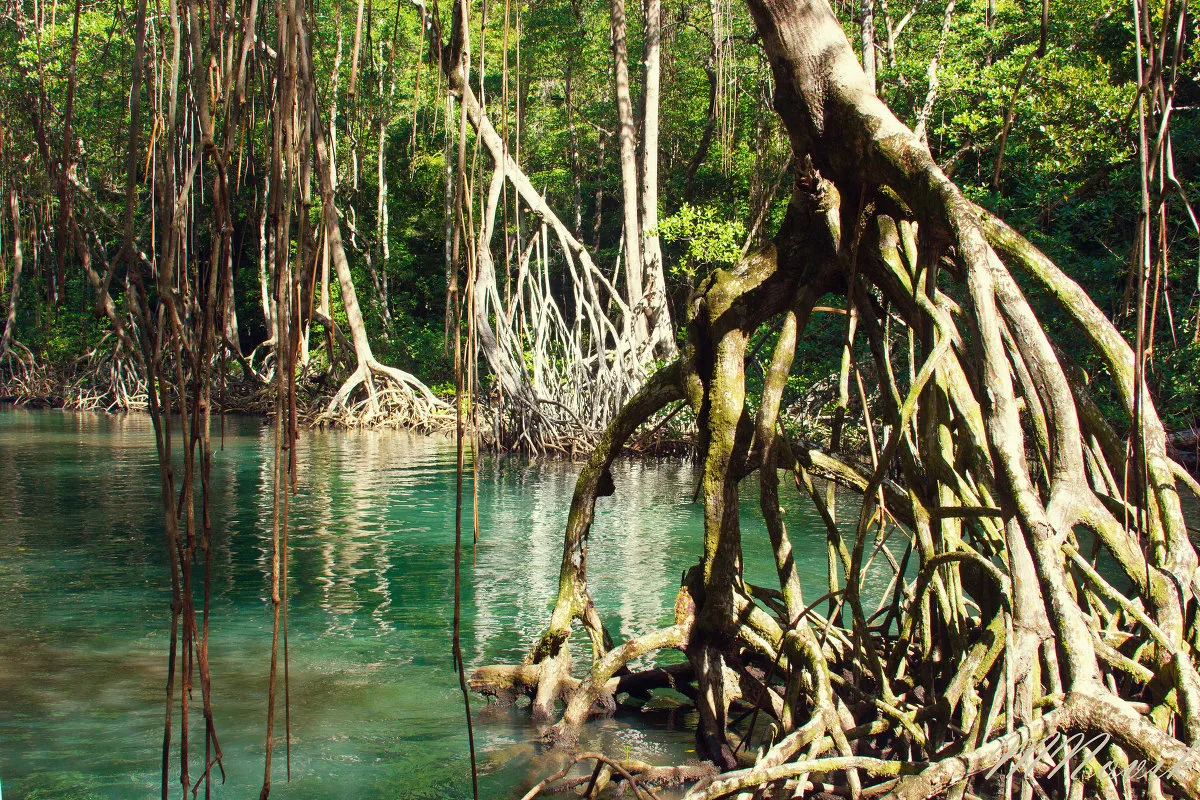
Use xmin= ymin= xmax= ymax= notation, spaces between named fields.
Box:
xmin=654 ymin=204 xmax=746 ymax=276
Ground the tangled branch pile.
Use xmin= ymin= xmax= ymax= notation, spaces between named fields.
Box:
xmin=470 ymin=0 xmax=1200 ymax=797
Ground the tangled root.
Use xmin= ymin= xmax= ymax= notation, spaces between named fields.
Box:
xmin=467 ymin=0 xmax=1200 ymax=791
xmin=318 ymin=359 xmax=453 ymax=433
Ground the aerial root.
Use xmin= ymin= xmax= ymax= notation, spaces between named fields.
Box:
xmin=471 ymin=160 xmax=1200 ymax=798
xmin=470 ymin=652 xmax=697 ymax=720
xmin=0 ymin=339 xmax=150 ymax=412
xmin=318 ymin=359 xmax=453 ymax=433
xmin=549 ymin=621 xmax=694 ymax=743
xmin=549 ymin=762 xmax=718 ymax=798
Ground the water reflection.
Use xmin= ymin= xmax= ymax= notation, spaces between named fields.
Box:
xmin=0 ymin=409 xmax=869 ymax=799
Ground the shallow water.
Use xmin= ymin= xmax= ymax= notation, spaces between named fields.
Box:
xmin=0 ymin=409 xmax=862 ymax=799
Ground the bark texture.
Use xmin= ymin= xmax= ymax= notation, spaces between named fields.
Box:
xmin=473 ymin=0 xmax=1200 ymax=797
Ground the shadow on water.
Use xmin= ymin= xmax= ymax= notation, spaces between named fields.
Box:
xmin=0 ymin=408 xmax=870 ymax=799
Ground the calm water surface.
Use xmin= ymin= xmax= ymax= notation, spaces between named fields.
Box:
xmin=0 ymin=409 xmax=855 ymax=799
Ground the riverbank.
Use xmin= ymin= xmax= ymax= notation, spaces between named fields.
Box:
xmin=0 ymin=364 xmax=698 ymax=457
xmin=6 ymin=360 xmax=1194 ymax=468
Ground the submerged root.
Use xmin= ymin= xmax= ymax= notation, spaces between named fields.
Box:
xmin=516 ymin=752 xmax=718 ymax=800
xmin=469 ymin=0 xmax=1200 ymax=793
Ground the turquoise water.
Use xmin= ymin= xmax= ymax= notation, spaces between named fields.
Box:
xmin=0 ymin=409 xmax=856 ymax=799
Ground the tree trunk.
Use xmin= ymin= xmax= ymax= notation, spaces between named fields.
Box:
xmin=610 ymin=0 xmax=646 ymax=350
xmin=565 ymin=60 xmax=584 ymax=238
xmin=638 ymin=0 xmax=675 ymax=358
xmin=592 ymin=131 xmax=607 ymax=251
xmin=860 ymin=0 xmax=876 ymax=93
xmin=302 ymin=18 xmax=442 ymax=421
xmin=683 ymin=52 xmax=718 ymax=205
xmin=2 ymin=190 xmax=23 ymax=355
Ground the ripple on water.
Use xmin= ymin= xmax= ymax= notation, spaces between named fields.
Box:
xmin=0 ymin=408 xmax=875 ymax=799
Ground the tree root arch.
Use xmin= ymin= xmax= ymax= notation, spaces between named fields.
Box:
xmin=469 ymin=0 xmax=1200 ymax=796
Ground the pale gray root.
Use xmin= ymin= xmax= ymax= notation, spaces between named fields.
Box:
xmin=305 ymin=46 xmax=448 ymax=431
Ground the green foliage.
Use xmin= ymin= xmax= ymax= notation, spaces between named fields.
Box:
xmin=0 ymin=0 xmax=1193 ymax=429
xmin=1158 ymin=332 xmax=1200 ymax=430
xmin=655 ymin=204 xmax=746 ymax=276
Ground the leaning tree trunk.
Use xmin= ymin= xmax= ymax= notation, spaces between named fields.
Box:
xmin=431 ymin=0 xmax=665 ymax=451
xmin=472 ymin=0 xmax=1200 ymax=796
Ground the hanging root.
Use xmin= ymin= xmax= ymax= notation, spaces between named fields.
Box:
xmin=470 ymin=0 xmax=1200 ymax=796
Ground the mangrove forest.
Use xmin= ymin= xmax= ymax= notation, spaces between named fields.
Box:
xmin=0 ymin=0 xmax=1198 ymax=795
